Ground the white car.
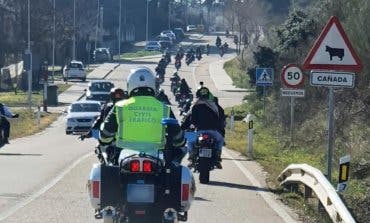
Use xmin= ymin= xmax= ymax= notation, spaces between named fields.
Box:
xmin=186 ymin=25 xmax=197 ymax=32
xmin=65 ymin=100 xmax=101 ymax=135
xmin=63 ymin=60 xmax=87 ymax=82
xmin=161 ymin=30 xmax=176 ymax=42
xmin=145 ymin=41 xmax=161 ymax=51
xmin=86 ymin=80 xmax=115 ymax=104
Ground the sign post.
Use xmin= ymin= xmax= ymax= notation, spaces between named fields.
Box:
xmin=303 ymin=16 xmax=363 ymax=182
xmin=256 ymin=68 xmax=274 ymax=111
xmin=280 ymin=64 xmax=305 ymax=143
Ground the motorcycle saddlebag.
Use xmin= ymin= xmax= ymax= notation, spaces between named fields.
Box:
xmin=100 ymin=165 xmax=122 ymax=207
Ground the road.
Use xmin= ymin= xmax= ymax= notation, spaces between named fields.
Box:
xmin=0 ymin=34 xmax=299 ymax=223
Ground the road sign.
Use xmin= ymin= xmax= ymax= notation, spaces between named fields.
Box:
xmin=310 ymin=71 xmax=355 ymax=88
xmin=281 ymin=64 xmax=304 ymax=88
xmin=281 ymin=89 xmax=305 ymax=97
xmin=303 ymin=16 xmax=363 ymax=71
xmin=256 ymin=68 xmax=273 ymax=86
xmin=337 ymin=155 xmax=350 ymax=192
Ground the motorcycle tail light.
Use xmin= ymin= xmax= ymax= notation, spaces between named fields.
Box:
xmin=181 ymin=184 xmax=189 ymax=201
xmin=130 ymin=160 xmax=140 ymax=172
xmin=143 ymin=160 xmax=152 ymax=173
xmin=92 ymin=181 xmax=100 ymax=198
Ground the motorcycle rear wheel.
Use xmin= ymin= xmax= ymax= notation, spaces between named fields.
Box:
xmin=199 ymin=160 xmax=210 ymax=184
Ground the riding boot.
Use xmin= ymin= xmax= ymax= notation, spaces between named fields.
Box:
xmin=215 ymin=150 xmax=223 ymax=169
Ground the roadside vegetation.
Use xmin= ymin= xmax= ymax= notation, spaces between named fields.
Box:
xmin=224 ymin=0 xmax=370 ymax=222
xmin=118 ymin=50 xmax=161 ymax=59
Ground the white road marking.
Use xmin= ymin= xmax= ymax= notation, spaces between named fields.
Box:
xmin=0 ymin=152 xmax=93 ymax=221
xmin=223 ymin=150 xmax=297 ymax=223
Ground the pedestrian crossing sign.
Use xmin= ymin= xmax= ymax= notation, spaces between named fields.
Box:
xmin=256 ymin=68 xmax=274 ymax=86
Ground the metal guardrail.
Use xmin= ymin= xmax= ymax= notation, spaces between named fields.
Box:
xmin=277 ymin=164 xmax=356 ymax=223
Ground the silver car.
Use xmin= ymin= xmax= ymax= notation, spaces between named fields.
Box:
xmin=65 ymin=100 xmax=101 ymax=135
xmin=63 ymin=60 xmax=87 ymax=82
xmin=85 ymin=80 xmax=115 ymax=105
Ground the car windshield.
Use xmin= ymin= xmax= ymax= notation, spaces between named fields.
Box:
xmin=160 ymin=36 xmax=171 ymax=41
xmin=90 ymin=82 xmax=114 ymax=92
xmin=86 ymin=94 xmax=111 ymax=102
xmin=68 ymin=63 xmax=83 ymax=69
xmin=70 ymin=103 xmax=100 ymax=112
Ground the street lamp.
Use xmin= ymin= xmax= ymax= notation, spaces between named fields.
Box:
xmin=95 ymin=0 xmax=100 ymax=49
xmin=52 ymin=0 xmax=56 ymax=82
xmin=118 ymin=0 xmax=122 ymax=60
xmin=27 ymin=0 xmax=32 ymax=109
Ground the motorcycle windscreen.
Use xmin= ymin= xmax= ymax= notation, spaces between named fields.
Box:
xmin=127 ymin=184 xmax=155 ymax=203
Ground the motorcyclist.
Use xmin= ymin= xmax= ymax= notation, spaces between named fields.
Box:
xmin=156 ymin=88 xmax=171 ymax=105
xmin=100 ymin=66 xmax=186 ymax=161
xmin=216 ymin=36 xmax=222 ymax=48
xmin=179 ymin=78 xmax=191 ymax=96
xmin=0 ymin=103 xmax=19 ymax=144
xmin=195 ymin=46 xmax=202 ymax=59
xmin=223 ymin=42 xmax=229 ymax=52
xmin=206 ymin=44 xmax=210 ymax=55
xmin=80 ymin=88 xmax=128 ymax=141
xmin=181 ymin=83 xmax=224 ymax=169
xmin=164 ymin=48 xmax=171 ymax=64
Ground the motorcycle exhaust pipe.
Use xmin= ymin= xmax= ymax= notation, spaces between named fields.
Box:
xmin=163 ymin=208 xmax=178 ymax=223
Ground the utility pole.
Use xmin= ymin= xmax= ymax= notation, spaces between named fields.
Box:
xmin=52 ymin=0 xmax=56 ymax=82
xmin=72 ymin=0 xmax=76 ymax=60
xmin=146 ymin=0 xmax=149 ymax=42
xmin=168 ymin=2 xmax=171 ymax=30
xmin=118 ymin=0 xmax=122 ymax=59
xmin=27 ymin=0 xmax=32 ymax=109
xmin=95 ymin=0 xmax=100 ymax=49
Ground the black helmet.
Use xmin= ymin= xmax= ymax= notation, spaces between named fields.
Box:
xmin=110 ymin=88 xmax=125 ymax=102
xmin=196 ymin=86 xmax=210 ymax=99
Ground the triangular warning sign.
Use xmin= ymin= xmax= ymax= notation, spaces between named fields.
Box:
xmin=303 ymin=16 xmax=363 ymax=72
xmin=258 ymin=69 xmax=272 ymax=82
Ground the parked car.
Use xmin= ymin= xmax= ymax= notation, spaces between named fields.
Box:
xmin=145 ymin=41 xmax=161 ymax=51
xmin=158 ymin=36 xmax=173 ymax=49
xmin=186 ymin=25 xmax=197 ymax=32
xmin=63 ymin=60 xmax=86 ymax=82
xmin=85 ymin=80 xmax=115 ymax=104
xmin=93 ymin=48 xmax=112 ymax=63
xmin=65 ymin=100 xmax=101 ymax=135
xmin=173 ymin=28 xmax=185 ymax=40
xmin=160 ymin=30 xmax=176 ymax=42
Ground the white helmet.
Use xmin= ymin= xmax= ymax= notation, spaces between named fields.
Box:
xmin=127 ymin=66 xmax=156 ymax=95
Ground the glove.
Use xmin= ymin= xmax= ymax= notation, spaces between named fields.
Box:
xmin=12 ymin=114 xmax=19 ymax=118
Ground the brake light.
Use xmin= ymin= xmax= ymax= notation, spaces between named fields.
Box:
xmin=181 ymin=184 xmax=189 ymax=201
xmin=130 ymin=160 xmax=140 ymax=172
xmin=201 ymin=134 xmax=209 ymax=140
xmin=92 ymin=181 xmax=100 ymax=198
xmin=143 ymin=160 xmax=153 ymax=172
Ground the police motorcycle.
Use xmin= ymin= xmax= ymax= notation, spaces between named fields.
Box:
xmin=187 ymin=132 xmax=218 ymax=184
xmin=170 ymin=73 xmax=181 ymax=94
xmin=179 ymin=98 xmax=192 ymax=117
xmin=87 ymin=118 xmax=195 ymax=223
xmin=185 ymin=50 xmax=195 ymax=66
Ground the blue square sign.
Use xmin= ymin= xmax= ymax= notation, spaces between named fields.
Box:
xmin=256 ymin=68 xmax=274 ymax=86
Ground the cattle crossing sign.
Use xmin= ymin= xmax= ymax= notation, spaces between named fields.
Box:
xmin=303 ymin=16 xmax=363 ymax=71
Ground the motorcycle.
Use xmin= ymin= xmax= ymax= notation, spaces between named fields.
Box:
xmin=185 ymin=53 xmax=194 ymax=66
xmin=170 ymin=78 xmax=180 ymax=94
xmin=188 ymin=133 xmax=218 ymax=184
xmin=87 ymin=118 xmax=195 ymax=223
xmin=175 ymin=60 xmax=181 ymax=71
xmin=196 ymin=52 xmax=202 ymax=61
xmin=179 ymin=98 xmax=192 ymax=116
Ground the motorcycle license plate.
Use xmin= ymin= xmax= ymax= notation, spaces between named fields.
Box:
xmin=199 ymin=148 xmax=212 ymax=158
xmin=127 ymin=184 xmax=154 ymax=203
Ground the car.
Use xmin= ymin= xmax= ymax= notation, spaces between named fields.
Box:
xmin=160 ymin=30 xmax=176 ymax=42
xmin=157 ymin=36 xmax=173 ymax=49
xmin=173 ymin=28 xmax=185 ymax=40
xmin=63 ymin=60 xmax=86 ymax=82
xmin=145 ymin=41 xmax=161 ymax=51
xmin=65 ymin=100 xmax=101 ymax=135
xmin=93 ymin=48 xmax=112 ymax=63
xmin=85 ymin=80 xmax=115 ymax=104
xmin=186 ymin=25 xmax=197 ymax=32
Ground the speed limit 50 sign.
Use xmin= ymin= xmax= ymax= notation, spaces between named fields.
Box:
xmin=281 ymin=64 xmax=305 ymax=88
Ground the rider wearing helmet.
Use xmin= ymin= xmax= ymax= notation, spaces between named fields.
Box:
xmin=156 ymin=88 xmax=171 ymax=105
xmin=181 ymin=82 xmax=224 ymax=168
xmin=80 ymin=87 xmax=128 ymax=141
xmin=100 ymin=66 xmax=185 ymax=160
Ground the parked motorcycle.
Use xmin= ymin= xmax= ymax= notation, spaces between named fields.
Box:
xmin=87 ymin=118 xmax=196 ymax=223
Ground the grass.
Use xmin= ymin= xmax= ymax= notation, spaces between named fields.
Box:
xmin=9 ymin=109 xmax=60 ymax=139
xmin=223 ymin=58 xmax=250 ymax=88
xmin=118 ymin=50 xmax=161 ymax=59
xmin=0 ymin=84 xmax=71 ymax=106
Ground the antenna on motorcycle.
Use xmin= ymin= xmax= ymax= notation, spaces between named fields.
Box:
xmin=199 ymin=81 xmax=204 ymax=87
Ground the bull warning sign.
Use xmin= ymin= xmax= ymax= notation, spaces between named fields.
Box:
xmin=303 ymin=16 xmax=363 ymax=72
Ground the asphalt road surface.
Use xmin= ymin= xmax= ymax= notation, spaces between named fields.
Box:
xmin=0 ymin=35 xmax=299 ymax=223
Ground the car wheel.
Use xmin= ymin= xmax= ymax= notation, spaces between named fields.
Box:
xmin=63 ymin=77 xmax=67 ymax=82
xmin=66 ymin=130 xmax=72 ymax=135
